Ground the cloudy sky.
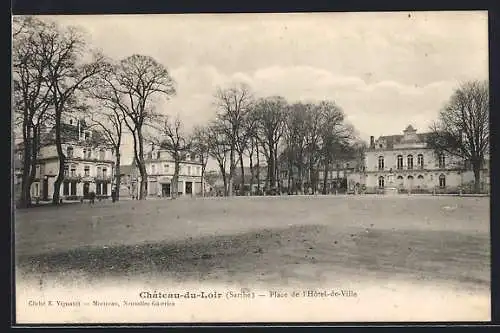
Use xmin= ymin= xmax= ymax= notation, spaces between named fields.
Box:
xmin=47 ymin=11 xmax=488 ymax=168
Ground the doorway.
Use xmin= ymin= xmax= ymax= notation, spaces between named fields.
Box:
xmin=162 ymin=183 xmax=171 ymax=197
xmin=185 ymin=181 xmax=193 ymax=195
xmin=83 ymin=182 xmax=90 ymax=198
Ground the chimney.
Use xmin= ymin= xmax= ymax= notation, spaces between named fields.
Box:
xmin=370 ymin=136 xmax=375 ymax=148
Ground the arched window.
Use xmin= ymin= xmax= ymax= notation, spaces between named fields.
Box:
xmin=378 ymin=156 xmax=384 ymax=170
xmin=407 ymin=155 xmax=413 ymax=170
xmin=439 ymin=154 xmax=446 ymax=168
xmin=378 ymin=176 xmax=385 ymax=188
xmin=99 ymin=149 xmax=106 ymax=160
xmin=397 ymin=155 xmax=403 ymax=170
xmin=417 ymin=154 xmax=424 ymax=169
xmin=397 ymin=175 xmax=404 ymax=186
xmin=439 ymin=174 xmax=446 ymax=188
xmin=417 ymin=175 xmax=424 ymax=187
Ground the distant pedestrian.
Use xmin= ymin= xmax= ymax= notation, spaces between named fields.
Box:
xmin=111 ymin=188 xmax=117 ymax=203
xmin=89 ymin=191 xmax=96 ymax=205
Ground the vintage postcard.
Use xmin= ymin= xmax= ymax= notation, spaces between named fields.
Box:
xmin=12 ymin=11 xmax=490 ymax=324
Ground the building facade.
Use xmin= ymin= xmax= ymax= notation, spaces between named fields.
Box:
xmin=362 ymin=125 xmax=489 ymax=194
xmin=137 ymin=145 xmax=204 ymax=197
xmin=15 ymin=117 xmax=115 ymax=201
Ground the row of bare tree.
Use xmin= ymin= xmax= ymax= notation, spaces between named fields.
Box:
xmin=13 ymin=17 xmax=176 ymax=207
xmin=186 ymin=84 xmax=363 ymax=197
xmin=12 ymin=16 xmax=490 ymax=208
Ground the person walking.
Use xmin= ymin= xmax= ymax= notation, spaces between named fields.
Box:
xmin=111 ymin=187 xmax=117 ymax=203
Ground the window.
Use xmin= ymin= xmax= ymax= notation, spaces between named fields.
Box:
xmin=17 ymin=151 xmax=23 ymax=161
xmin=188 ymin=166 xmax=191 ymax=175
xmin=99 ymin=149 xmax=105 ymax=160
xmin=102 ymin=168 xmax=107 ymax=177
xmin=151 ymin=164 xmax=156 ymax=174
xmin=102 ymin=183 xmax=108 ymax=195
xmin=397 ymin=175 xmax=404 ymax=186
xmin=164 ymin=164 xmax=169 ymax=174
xmin=156 ymin=151 xmax=161 ymax=159
xmin=84 ymin=166 xmax=90 ymax=177
xmin=407 ymin=155 xmax=413 ymax=170
xmin=190 ymin=153 xmax=196 ymax=161
xmin=84 ymin=131 xmax=90 ymax=140
xmin=417 ymin=154 xmax=424 ymax=169
xmin=439 ymin=154 xmax=446 ymax=168
xmin=87 ymin=149 xmax=92 ymax=159
xmin=83 ymin=148 xmax=87 ymax=159
xmin=378 ymin=176 xmax=385 ymax=188
xmin=66 ymin=146 xmax=73 ymax=158
xmin=70 ymin=164 xmax=76 ymax=177
xmin=439 ymin=174 xmax=446 ymax=188
xmin=34 ymin=183 xmax=39 ymax=196
xmin=97 ymin=167 xmax=102 ymax=178
xmin=397 ymin=155 xmax=403 ymax=170
xmin=96 ymin=183 xmax=102 ymax=195
xmin=197 ymin=166 xmax=201 ymax=176
xmin=378 ymin=156 xmax=384 ymax=170
xmin=345 ymin=163 xmax=350 ymax=169
xmin=63 ymin=181 xmax=70 ymax=195
xmin=64 ymin=164 xmax=69 ymax=176
xmin=70 ymin=181 xmax=77 ymax=195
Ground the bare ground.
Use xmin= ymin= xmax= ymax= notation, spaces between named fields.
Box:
xmin=15 ymin=195 xmax=490 ymax=289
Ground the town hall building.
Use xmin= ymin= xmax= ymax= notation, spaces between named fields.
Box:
xmin=362 ymin=125 xmax=489 ymax=194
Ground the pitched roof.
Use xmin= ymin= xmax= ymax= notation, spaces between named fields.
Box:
xmin=377 ymin=133 xmax=430 ymax=149
xmin=40 ymin=123 xmax=109 ymax=147
xmin=404 ymin=125 xmax=416 ymax=132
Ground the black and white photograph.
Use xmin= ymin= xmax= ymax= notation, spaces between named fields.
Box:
xmin=12 ymin=11 xmax=490 ymax=323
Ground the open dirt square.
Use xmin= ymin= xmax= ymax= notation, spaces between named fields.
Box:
xmin=14 ymin=195 xmax=491 ymax=322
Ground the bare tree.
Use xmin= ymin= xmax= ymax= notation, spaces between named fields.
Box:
xmin=213 ymin=83 xmax=253 ymax=196
xmin=316 ymin=101 xmax=353 ymax=194
xmin=283 ymin=102 xmax=310 ymax=194
xmin=87 ymin=105 xmax=125 ymax=200
xmin=252 ymin=96 xmax=287 ymax=193
xmin=191 ymin=125 xmax=211 ymax=197
xmin=91 ymin=55 xmax=176 ymax=199
xmin=12 ymin=17 xmax=54 ymax=207
xmin=154 ymin=115 xmax=192 ymax=199
xmin=427 ymin=80 xmax=489 ymax=193
xmin=36 ymin=19 xmax=105 ymax=204
xmin=206 ymin=121 xmax=230 ymax=196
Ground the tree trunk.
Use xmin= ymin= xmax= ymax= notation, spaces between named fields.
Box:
xmin=52 ymin=109 xmax=64 ymax=205
xmin=472 ymin=159 xmax=482 ymax=193
xmin=228 ymin=147 xmax=235 ymax=196
xmin=115 ymin=150 xmax=121 ymax=200
xmin=249 ymin=149 xmax=254 ymax=196
xmin=222 ymin=171 xmax=228 ymax=196
xmin=322 ymin=162 xmax=329 ymax=195
xmin=137 ymin=130 xmax=147 ymax=200
xmin=201 ymin=161 xmax=206 ymax=197
xmin=239 ymin=152 xmax=245 ymax=195
xmin=256 ymin=147 xmax=261 ymax=193
xmin=269 ymin=144 xmax=275 ymax=189
xmin=172 ymin=158 xmax=180 ymax=199
xmin=19 ymin=125 xmax=32 ymax=208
